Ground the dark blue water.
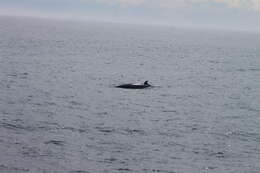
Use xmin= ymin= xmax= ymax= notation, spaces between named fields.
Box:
xmin=0 ymin=16 xmax=260 ymax=173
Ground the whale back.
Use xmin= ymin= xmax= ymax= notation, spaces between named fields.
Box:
xmin=116 ymin=81 xmax=151 ymax=89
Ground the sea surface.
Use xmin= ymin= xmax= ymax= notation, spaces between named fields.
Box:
xmin=0 ymin=16 xmax=260 ymax=173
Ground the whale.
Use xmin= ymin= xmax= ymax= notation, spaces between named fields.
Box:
xmin=116 ymin=81 xmax=151 ymax=89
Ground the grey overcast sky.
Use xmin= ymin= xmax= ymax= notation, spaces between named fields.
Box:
xmin=0 ymin=0 xmax=260 ymax=31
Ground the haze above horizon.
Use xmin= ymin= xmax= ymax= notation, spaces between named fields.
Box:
xmin=0 ymin=0 xmax=260 ymax=32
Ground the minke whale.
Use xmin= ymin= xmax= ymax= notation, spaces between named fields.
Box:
xmin=116 ymin=81 xmax=151 ymax=89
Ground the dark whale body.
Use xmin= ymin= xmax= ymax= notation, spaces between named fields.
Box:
xmin=116 ymin=81 xmax=151 ymax=89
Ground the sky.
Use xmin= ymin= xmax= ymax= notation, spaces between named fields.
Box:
xmin=0 ymin=0 xmax=260 ymax=31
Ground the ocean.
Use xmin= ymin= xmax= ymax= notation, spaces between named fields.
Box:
xmin=0 ymin=16 xmax=260 ymax=173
